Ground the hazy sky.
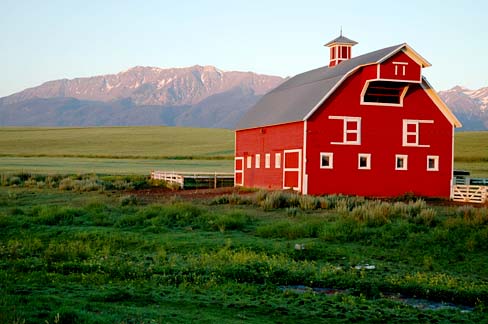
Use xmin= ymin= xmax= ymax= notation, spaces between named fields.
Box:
xmin=1 ymin=0 xmax=486 ymax=97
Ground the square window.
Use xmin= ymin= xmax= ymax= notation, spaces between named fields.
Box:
xmin=427 ymin=156 xmax=439 ymax=171
xmin=329 ymin=116 xmax=361 ymax=145
xmin=275 ymin=153 xmax=281 ymax=168
xmin=246 ymin=156 xmax=252 ymax=169
xmin=255 ymin=154 xmax=260 ymax=169
xmin=358 ymin=153 xmax=371 ymax=170
xmin=265 ymin=153 xmax=271 ymax=168
xmin=395 ymin=155 xmax=408 ymax=170
xmin=320 ymin=152 xmax=333 ymax=169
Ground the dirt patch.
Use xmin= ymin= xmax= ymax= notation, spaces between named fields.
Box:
xmin=128 ymin=186 xmax=251 ymax=203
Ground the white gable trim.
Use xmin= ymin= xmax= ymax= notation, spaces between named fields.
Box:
xmin=420 ymin=78 xmax=462 ymax=128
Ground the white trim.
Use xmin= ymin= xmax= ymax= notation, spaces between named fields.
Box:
xmin=255 ymin=154 xmax=261 ymax=169
xmin=320 ymin=152 xmax=334 ymax=169
xmin=358 ymin=153 xmax=371 ymax=170
xmin=395 ymin=154 xmax=408 ymax=170
xmin=275 ymin=152 xmax=281 ymax=169
xmin=329 ymin=116 xmax=361 ymax=145
xmin=393 ymin=62 xmax=408 ymax=76
xmin=378 ymin=44 xmax=431 ymax=68
xmin=265 ymin=153 xmax=271 ymax=169
xmin=402 ymin=119 xmax=434 ymax=147
xmin=246 ymin=156 xmax=252 ymax=169
xmin=234 ymin=157 xmax=244 ymax=186
xmin=303 ymin=121 xmax=308 ymax=195
xmin=374 ymin=77 xmax=421 ymax=84
xmin=427 ymin=155 xmax=439 ymax=171
xmin=283 ymin=149 xmax=302 ymax=191
xmin=420 ymin=79 xmax=462 ymax=128
xmin=360 ymin=80 xmax=410 ymax=107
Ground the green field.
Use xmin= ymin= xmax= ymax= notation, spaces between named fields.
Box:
xmin=0 ymin=181 xmax=487 ymax=323
xmin=0 ymin=127 xmax=487 ymax=176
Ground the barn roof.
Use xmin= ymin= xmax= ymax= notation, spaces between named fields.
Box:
xmin=324 ymin=35 xmax=358 ymax=46
xmin=236 ymin=43 xmax=461 ymax=130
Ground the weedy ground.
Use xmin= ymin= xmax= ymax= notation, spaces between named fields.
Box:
xmin=1 ymin=174 xmax=487 ymax=323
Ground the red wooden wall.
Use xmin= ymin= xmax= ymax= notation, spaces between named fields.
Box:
xmin=306 ymin=54 xmax=453 ymax=198
xmin=235 ymin=121 xmax=304 ymax=190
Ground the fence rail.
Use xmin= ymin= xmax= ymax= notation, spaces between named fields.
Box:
xmin=452 ymin=185 xmax=487 ymax=204
xmin=151 ymin=170 xmax=235 ymax=189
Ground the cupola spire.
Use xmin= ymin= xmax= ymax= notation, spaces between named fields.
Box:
xmin=324 ymin=31 xmax=357 ymax=67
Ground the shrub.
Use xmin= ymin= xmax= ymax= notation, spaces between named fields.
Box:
xmin=214 ymin=211 xmax=251 ymax=232
xmin=59 ymin=178 xmax=75 ymax=191
xmin=119 ymin=195 xmax=140 ymax=206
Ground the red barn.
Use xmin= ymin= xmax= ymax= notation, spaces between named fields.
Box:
xmin=234 ymin=34 xmax=461 ymax=198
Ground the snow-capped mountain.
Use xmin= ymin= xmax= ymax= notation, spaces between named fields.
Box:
xmin=0 ymin=65 xmax=284 ymax=128
xmin=1 ymin=65 xmax=283 ymax=106
xmin=439 ymin=86 xmax=488 ymax=130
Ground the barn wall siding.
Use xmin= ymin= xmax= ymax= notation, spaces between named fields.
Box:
xmin=235 ymin=121 xmax=304 ymax=190
xmin=306 ymin=58 xmax=453 ymax=198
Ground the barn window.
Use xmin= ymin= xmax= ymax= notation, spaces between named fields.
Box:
xmin=265 ymin=153 xmax=271 ymax=168
xmin=427 ymin=155 xmax=439 ymax=171
xmin=402 ymin=119 xmax=433 ymax=147
xmin=358 ymin=153 xmax=371 ymax=170
xmin=329 ymin=116 xmax=361 ymax=145
xmin=395 ymin=155 xmax=408 ymax=170
xmin=320 ymin=152 xmax=333 ymax=169
xmin=246 ymin=156 xmax=252 ymax=169
xmin=275 ymin=153 xmax=281 ymax=168
xmin=255 ymin=154 xmax=261 ymax=168
xmin=361 ymin=81 xmax=409 ymax=106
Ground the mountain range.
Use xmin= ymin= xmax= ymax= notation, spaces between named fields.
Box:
xmin=0 ymin=65 xmax=284 ymax=128
xmin=0 ymin=66 xmax=486 ymax=130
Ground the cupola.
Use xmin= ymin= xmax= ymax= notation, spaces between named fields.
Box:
xmin=324 ymin=31 xmax=357 ymax=67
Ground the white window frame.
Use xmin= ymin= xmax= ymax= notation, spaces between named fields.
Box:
xmin=393 ymin=61 xmax=408 ymax=76
xmin=360 ymin=80 xmax=409 ymax=107
xmin=358 ymin=153 xmax=371 ymax=170
xmin=265 ymin=153 xmax=271 ymax=169
xmin=402 ymin=119 xmax=433 ymax=147
xmin=329 ymin=116 xmax=361 ymax=145
xmin=255 ymin=154 xmax=260 ymax=169
xmin=395 ymin=154 xmax=408 ymax=171
xmin=320 ymin=152 xmax=333 ymax=169
xmin=234 ymin=157 xmax=244 ymax=186
xmin=246 ymin=156 xmax=252 ymax=169
xmin=427 ymin=155 xmax=439 ymax=171
xmin=275 ymin=153 xmax=281 ymax=169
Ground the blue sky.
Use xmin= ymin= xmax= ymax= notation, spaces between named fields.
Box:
xmin=1 ymin=0 xmax=486 ymax=97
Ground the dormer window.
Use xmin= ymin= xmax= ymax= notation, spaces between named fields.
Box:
xmin=361 ymin=81 xmax=409 ymax=106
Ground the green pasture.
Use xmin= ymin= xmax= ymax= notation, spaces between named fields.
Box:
xmin=0 ymin=157 xmax=233 ymax=175
xmin=0 ymin=127 xmax=487 ymax=176
xmin=0 ymin=184 xmax=487 ymax=323
xmin=0 ymin=126 xmax=234 ymax=158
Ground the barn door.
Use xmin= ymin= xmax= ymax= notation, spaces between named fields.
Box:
xmin=234 ymin=157 xmax=244 ymax=186
xmin=283 ymin=149 xmax=301 ymax=191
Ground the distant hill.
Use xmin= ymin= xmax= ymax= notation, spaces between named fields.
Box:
xmin=438 ymin=86 xmax=488 ymax=131
xmin=0 ymin=65 xmax=284 ymax=128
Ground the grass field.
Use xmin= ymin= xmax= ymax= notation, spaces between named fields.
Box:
xmin=0 ymin=126 xmax=234 ymax=159
xmin=1 ymin=183 xmax=487 ymax=323
xmin=0 ymin=127 xmax=487 ymax=176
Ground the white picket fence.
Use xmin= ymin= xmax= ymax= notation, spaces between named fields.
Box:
xmin=452 ymin=185 xmax=487 ymax=204
xmin=150 ymin=170 xmax=234 ymax=189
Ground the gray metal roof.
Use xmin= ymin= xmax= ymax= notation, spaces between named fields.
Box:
xmin=236 ymin=44 xmax=405 ymax=130
xmin=324 ymin=35 xmax=358 ymax=46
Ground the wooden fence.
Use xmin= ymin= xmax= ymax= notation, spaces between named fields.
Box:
xmin=151 ymin=170 xmax=235 ymax=189
xmin=452 ymin=185 xmax=487 ymax=204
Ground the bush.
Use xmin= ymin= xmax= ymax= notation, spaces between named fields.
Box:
xmin=214 ymin=211 xmax=251 ymax=232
